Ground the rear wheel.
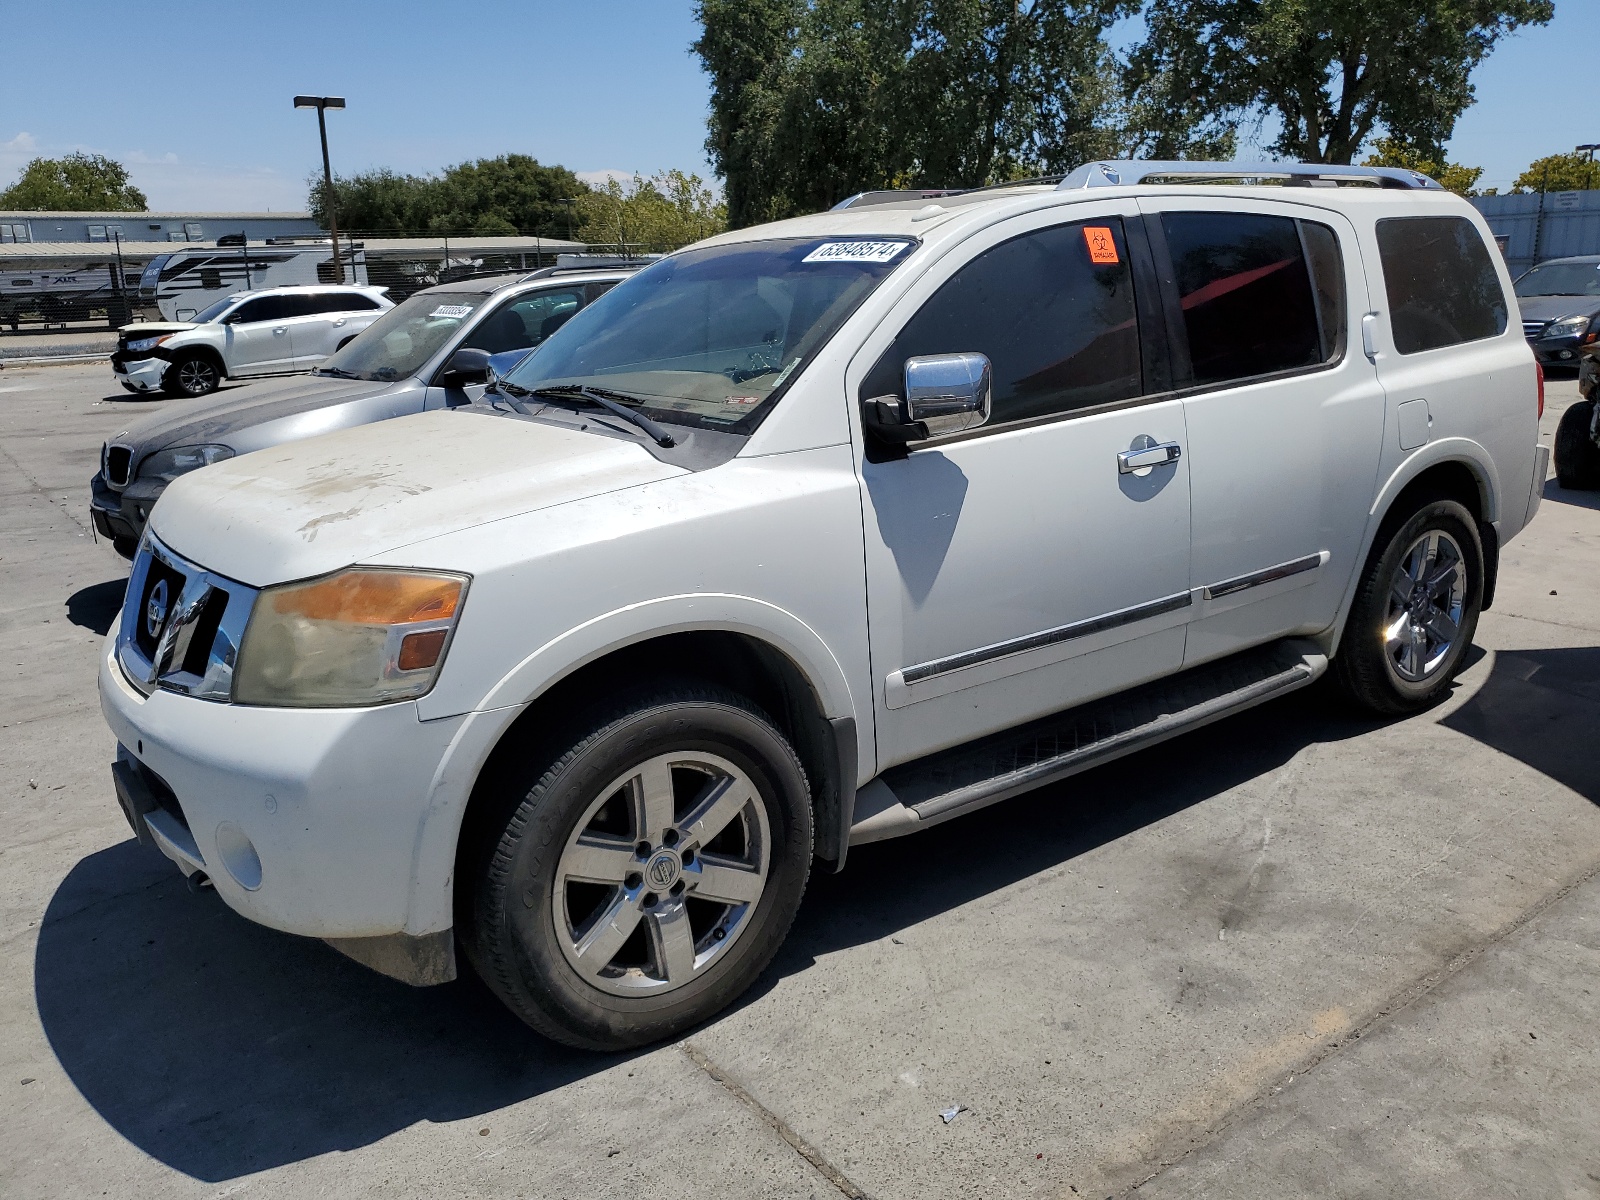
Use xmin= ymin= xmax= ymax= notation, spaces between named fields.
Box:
xmin=1555 ymin=399 xmax=1600 ymax=490
xmin=459 ymin=681 xmax=813 ymax=1050
xmin=1335 ymin=498 xmax=1483 ymax=715
xmin=164 ymin=354 xmax=221 ymax=397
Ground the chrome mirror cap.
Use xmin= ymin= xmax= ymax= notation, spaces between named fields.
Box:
xmin=903 ymin=352 xmax=992 ymax=436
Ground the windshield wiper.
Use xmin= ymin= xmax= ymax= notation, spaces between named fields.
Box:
xmin=314 ymin=366 xmax=362 ymax=379
xmin=503 ymin=382 xmax=677 ymax=448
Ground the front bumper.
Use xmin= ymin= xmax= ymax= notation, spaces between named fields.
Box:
xmin=90 ymin=470 xmax=163 ymax=550
xmin=99 ymin=620 xmax=470 ymax=944
xmin=112 ymin=356 xmax=168 ymax=393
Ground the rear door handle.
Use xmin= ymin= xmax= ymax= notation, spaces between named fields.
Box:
xmin=272 ymin=326 xmax=287 ymax=335
xmin=1117 ymin=442 xmax=1182 ymax=473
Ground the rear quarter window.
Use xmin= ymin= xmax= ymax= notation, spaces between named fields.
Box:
xmin=1376 ymin=216 xmax=1508 ymax=354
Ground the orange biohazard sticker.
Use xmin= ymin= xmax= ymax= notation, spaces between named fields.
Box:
xmin=1083 ymin=225 xmax=1120 ymax=264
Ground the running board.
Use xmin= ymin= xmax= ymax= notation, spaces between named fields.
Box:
xmin=850 ymin=639 xmax=1328 ymax=845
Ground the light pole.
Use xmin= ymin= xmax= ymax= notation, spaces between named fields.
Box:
xmin=1579 ymin=144 xmax=1600 ymax=191
xmin=557 ymin=197 xmax=577 ymax=243
xmin=294 ymin=95 xmax=346 ymax=284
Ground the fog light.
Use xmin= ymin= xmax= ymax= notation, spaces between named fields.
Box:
xmin=215 ymin=822 xmax=263 ymax=891
xmin=1560 ymin=350 xmax=1574 ymax=359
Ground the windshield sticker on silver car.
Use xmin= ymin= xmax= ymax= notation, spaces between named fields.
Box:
xmin=429 ymin=304 xmax=473 ymax=319
xmin=802 ymin=241 xmax=909 ymax=264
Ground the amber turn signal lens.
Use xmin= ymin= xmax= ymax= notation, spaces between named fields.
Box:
xmin=398 ymin=628 xmax=449 ymax=671
xmin=269 ymin=570 xmax=462 ymax=625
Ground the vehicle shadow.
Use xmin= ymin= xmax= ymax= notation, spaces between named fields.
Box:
xmin=1441 ymin=645 xmax=1600 ymax=804
xmin=771 ymin=676 xmax=1389 ymax=978
xmin=34 ymin=841 xmax=620 ymax=1182
xmin=65 ymin=579 xmax=127 ymax=635
xmin=37 ymin=661 xmax=1531 ymax=1183
xmin=1543 ymin=476 xmax=1600 ymax=511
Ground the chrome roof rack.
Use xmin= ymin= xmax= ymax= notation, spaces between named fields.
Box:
xmin=1058 ymin=160 xmax=1443 ymax=191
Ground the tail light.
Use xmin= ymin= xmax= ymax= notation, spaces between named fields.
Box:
xmin=1536 ymin=361 xmax=1545 ymax=421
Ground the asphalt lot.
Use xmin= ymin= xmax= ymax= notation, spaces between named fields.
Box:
xmin=3 ymin=362 xmax=1599 ymax=1199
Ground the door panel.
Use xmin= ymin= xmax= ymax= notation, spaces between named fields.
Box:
xmin=224 ymin=296 xmax=295 ymax=375
xmin=853 ymin=205 xmax=1193 ymax=769
xmin=1139 ymin=200 xmax=1385 ymax=665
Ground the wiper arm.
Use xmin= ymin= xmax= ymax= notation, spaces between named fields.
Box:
xmin=314 ymin=366 xmax=361 ymax=379
xmin=521 ymin=384 xmax=677 ymax=448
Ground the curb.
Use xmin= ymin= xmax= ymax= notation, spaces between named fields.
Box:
xmin=0 ymin=353 xmax=112 ymax=368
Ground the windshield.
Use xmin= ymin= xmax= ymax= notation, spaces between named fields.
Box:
xmin=191 ymin=297 xmax=238 ymax=324
xmin=316 ymin=289 xmax=491 ymax=381
xmin=503 ymin=237 xmax=915 ymax=431
xmin=1515 ymin=262 xmax=1600 ymax=297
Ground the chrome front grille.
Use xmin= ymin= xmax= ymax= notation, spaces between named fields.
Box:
xmin=1523 ymin=320 xmax=1547 ymax=340
xmin=105 ymin=444 xmax=133 ymax=487
xmin=116 ymin=535 xmax=257 ymax=703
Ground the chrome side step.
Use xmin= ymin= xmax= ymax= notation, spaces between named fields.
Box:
xmin=850 ymin=639 xmax=1328 ymax=845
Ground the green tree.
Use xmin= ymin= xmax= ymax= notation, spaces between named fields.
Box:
xmin=694 ymin=0 xmax=1144 ymax=227
xmin=0 ymin=152 xmax=147 ymax=210
xmin=1511 ymin=151 xmax=1600 ymax=193
xmin=576 ymin=170 xmax=728 ymax=252
xmin=1362 ymin=136 xmax=1483 ymax=196
xmin=1130 ymin=0 xmax=1555 ymax=165
xmin=310 ymin=155 xmax=586 ymax=235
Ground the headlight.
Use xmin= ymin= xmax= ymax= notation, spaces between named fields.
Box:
xmin=126 ymin=334 xmax=172 ymax=353
xmin=136 ymin=444 xmax=235 ymax=482
xmin=233 ymin=568 xmax=468 ymax=707
xmin=1545 ymin=314 xmax=1591 ymax=338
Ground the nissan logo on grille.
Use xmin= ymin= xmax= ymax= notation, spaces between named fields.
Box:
xmin=145 ymin=578 xmax=170 ymax=639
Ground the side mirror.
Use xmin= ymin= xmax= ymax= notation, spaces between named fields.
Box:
xmin=438 ymin=346 xmax=491 ymax=388
xmin=484 ymin=347 xmax=535 ymax=394
xmin=862 ymin=352 xmax=992 ymax=447
xmin=904 ymin=352 xmax=991 ymax=436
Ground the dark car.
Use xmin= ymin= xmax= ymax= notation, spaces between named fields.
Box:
xmin=1514 ymin=255 xmax=1600 ymax=366
xmin=90 ymin=266 xmax=632 ymax=556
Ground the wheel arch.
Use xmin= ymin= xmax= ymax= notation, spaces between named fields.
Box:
xmin=407 ymin=607 xmax=865 ymax=937
xmin=1329 ymin=445 xmax=1498 ymax=657
xmin=166 ymin=342 xmax=229 ymax=379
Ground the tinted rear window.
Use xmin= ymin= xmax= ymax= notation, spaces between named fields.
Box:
xmin=1376 ymin=216 xmax=1508 ymax=354
xmin=1161 ymin=212 xmax=1329 ymax=386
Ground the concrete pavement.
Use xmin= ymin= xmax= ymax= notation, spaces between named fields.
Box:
xmin=2 ymin=363 xmax=1597 ymax=1198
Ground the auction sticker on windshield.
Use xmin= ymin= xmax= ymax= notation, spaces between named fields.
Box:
xmin=802 ymin=241 xmax=910 ymax=264
xmin=429 ymin=304 xmax=474 ymax=319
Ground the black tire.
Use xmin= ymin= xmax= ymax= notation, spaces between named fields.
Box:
xmin=111 ymin=534 xmax=139 ymax=559
xmin=335 ymin=335 xmax=355 ymax=351
xmin=1335 ymin=497 xmax=1483 ymax=716
xmin=163 ymin=354 xmax=221 ymax=398
xmin=459 ymin=681 xmax=813 ymax=1050
xmin=1554 ymin=399 xmax=1600 ymax=490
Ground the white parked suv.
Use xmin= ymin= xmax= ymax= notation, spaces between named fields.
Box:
xmin=100 ymin=161 xmax=1547 ymax=1049
xmin=111 ymin=284 xmax=393 ymax=397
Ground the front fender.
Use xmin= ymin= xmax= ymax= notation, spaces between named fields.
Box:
xmin=401 ymin=594 xmax=861 ymax=935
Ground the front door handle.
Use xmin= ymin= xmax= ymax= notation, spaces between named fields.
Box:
xmin=333 ymin=317 xmax=347 ymax=326
xmin=1117 ymin=442 xmax=1182 ymax=473
xmin=273 ymin=326 xmax=287 ymax=335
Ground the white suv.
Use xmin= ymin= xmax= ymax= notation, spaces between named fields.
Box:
xmin=112 ymin=284 xmax=393 ymax=397
xmin=100 ymin=161 xmax=1546 ymax=1050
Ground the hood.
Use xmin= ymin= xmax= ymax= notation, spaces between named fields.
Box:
xmin=109 ymin=374 xmax=409 ymax=455
xmin=119 ymin=321 xmax=198 ymax=337
xmin=149 ymin=408 xmax=687 ymax=585
xmin=1516 ymin=295 xmax=1600 ymax=324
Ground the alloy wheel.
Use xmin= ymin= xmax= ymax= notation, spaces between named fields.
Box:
xmin=1383 ymin=529 xmax=1467 ymax=684
xmin=177 ymin=360 xmax=218 ymax=394
xmin=553 ymin=751 xmax=770 ymax=997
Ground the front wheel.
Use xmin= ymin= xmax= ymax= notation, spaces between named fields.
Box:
xmin=1335 ymin=498 xmax=1483 ymax=715
xmin=460 ymin=681 xmax=813 ymax=1050
xmin=163 ymin=354 xmax=221 ymax=397
xmin=1555 ymin=399 xmax=1600 ymax=490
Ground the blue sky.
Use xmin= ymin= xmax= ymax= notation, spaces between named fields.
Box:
xmin=0 ymin=0 xmax=1591 ymax=211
